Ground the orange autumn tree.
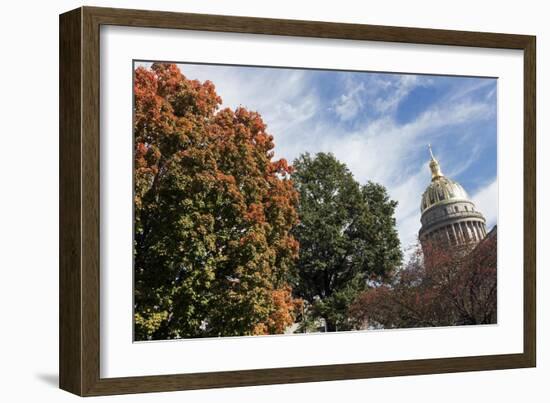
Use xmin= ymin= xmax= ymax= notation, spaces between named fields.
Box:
xmin=133 ymin=63 xmax=301 ymax=340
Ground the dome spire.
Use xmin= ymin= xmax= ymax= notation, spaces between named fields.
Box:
xmin=428 ymin=144 xmax=443 ymax=180
xmin=428 ymin=143 xmax=435 ymax=159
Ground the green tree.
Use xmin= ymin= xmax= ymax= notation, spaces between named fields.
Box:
xmin=291 ymin=152 xmax=402 ymax=331
xmin=133 ymin=63 xmax=301 ymax=340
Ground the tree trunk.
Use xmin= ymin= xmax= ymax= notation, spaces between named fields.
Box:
xmin=325 ymin=319 xmax=336 ymax=332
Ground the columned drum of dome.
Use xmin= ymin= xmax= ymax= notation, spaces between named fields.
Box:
xmin=419 ymin=145 xmax=487 ymax=250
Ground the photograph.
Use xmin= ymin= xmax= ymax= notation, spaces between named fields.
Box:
xmin=51 ymin=3 xmax=538 ymax=398
xmin=133 ymin=61 xmax=498 ymax=341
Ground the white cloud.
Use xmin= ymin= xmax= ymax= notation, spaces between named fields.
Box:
xmin=447 ymin=78 xmax=495 ymax=103
xmin=372 ymin=75 xmax=424 ymax=114
xmin=332 ymin=83 xmax=365 ymax=121
xmin=331 ymin=74 xmax=430 ymax=122
xmin=472 ymin=178 xmax=498 ymax=229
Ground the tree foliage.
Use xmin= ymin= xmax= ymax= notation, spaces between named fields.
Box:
xmin=291 ymin=152 xmax=402 ymax=331
xmin=133 ymin=63 xmax=301 ymax=340
xmin=350 ymin=233 xmax=497 ymax=328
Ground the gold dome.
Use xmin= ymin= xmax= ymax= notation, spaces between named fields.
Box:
xmin=420 ymin=145 xmax=469 ymax=213
xmin=421 ymin=176 xmax=469 ymax=213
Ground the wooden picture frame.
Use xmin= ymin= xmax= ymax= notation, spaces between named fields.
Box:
xmin=59 ymin=6 xmax=536 ymax=396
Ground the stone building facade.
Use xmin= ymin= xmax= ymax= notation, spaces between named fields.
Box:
xmin=419 ymin=146 xmax=487 ymax=250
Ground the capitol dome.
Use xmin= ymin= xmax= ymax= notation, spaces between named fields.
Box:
xmin=421 ymin=175 xmax=469 ymax=213
xmin=418 ymin=145 xmax=487 ymax=250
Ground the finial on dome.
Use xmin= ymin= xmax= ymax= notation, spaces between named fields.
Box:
xmin=428 ymin=144 xmax=443 ymax=180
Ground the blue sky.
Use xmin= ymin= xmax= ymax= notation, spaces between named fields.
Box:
xmin=137 ymin=61 xmax=497 ymax=255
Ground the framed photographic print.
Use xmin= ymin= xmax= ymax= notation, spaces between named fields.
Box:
xmin=59 ymin=6 xmax=536 ymax=396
